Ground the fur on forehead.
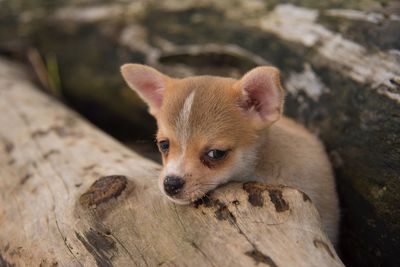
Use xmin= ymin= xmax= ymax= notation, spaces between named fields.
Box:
xmin=157 ymin=76 xmax=254 ymax=145
xmin=121 ymin=64 xmax=284 ymax=130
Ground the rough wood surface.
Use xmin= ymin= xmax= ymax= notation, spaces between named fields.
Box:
xmin=2 ymin=1 xmax=399 ymax=265
xmin=0 ymin=58 xmax=343 ymax=266
xmin=259 ymin=4 xmax=400 ymax=102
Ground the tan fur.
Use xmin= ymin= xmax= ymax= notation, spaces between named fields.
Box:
xmin=121 ymin=64 xmax=340 ymax=245
xmin=254 ymin=117 xmax=340 ymax=244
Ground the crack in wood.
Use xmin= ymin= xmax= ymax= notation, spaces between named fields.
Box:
xmin=75 ymin=230 xmax=116 ymax=267
xmin=43 ymin=149 xmax=60 ymax=159
xmin=313 ymin=239 xmax=335 ymax=259
xmin=87 ymin=210 xmax=147 ymax=267
xmin=194 ymin=193 xmax=278 ymax=266
xmin=301 ymin=191 xmax=312 ymax=202
xmin=189 ymin=241 xmax=217 ymax=267
xmin=55 ymin=219 xmax=84 ymax=267
xmin=20 ymin=173 xmax=32 ymax=185
xmin=245 ymin=249 xmax=278 ymax=267
xmin=4 ymin=142 xmax=14 ymax=153
xmin=173 ymin=204 xmax=187 ymax=233
xmin=225 ymin=202 xmax=278 ymax=267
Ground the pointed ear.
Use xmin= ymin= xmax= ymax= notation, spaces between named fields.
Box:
xmin=237 ymin=66 xmax=284 ymax=126
xmin=121 ymin=64 xmax=169 ymax=116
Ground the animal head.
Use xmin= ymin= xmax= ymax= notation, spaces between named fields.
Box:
xmin=121 ymin=64 xmax=284 ymax=204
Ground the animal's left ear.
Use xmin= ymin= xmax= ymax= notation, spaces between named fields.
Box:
xmin=237 ymin=66 xmax=284 ymax=126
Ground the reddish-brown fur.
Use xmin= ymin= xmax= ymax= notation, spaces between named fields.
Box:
xmin=121 ymin=64 xmax=339 ymax=245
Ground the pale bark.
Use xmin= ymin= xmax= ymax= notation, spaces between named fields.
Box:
xmin=0 ymin=58 xmax=343 ymax=266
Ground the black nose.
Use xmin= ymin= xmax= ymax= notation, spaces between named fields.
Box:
xmin=163 ymin=176 xmax=185 ymax=196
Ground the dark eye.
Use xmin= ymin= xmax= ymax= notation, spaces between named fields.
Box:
xmin=158 ymin=140 xmax=169 ymax=153
xmin=205 ymin=149 xmax=228 ymax=161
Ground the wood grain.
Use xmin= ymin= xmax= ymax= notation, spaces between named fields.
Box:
xmin=0 ymin=58 xmax=343 ymax=266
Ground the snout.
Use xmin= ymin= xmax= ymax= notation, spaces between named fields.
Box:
xmin=163 ymin=176 xmax=185 ymax=197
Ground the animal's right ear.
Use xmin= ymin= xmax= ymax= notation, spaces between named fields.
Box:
xmin=121 ymin=64 xmax=169 ymax=116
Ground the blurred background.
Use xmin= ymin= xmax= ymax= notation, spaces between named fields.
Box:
xmin=1 ymin=0 xmax=399 ymax=266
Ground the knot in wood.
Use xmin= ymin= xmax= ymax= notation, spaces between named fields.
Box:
xmin=80 ymin=175 xmax=127 ymax=207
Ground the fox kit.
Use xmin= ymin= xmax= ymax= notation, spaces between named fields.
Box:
xmin=121 ymin=64 xmax=339 ymax=244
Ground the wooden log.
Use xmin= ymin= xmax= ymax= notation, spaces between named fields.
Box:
xmin=0 ymin=58 xmax=344 ymax=266
xmin=2 ymin=1 xmax=399 ymax=265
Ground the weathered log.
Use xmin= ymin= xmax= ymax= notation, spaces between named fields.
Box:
xmin=0 ymin=58 xmax=343 ymax=266
xmin=2 ymin=1 xmax=399 ymax=265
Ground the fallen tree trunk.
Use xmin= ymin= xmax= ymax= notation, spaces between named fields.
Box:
xmin=0 ymin=57 xmax=343 ymax=266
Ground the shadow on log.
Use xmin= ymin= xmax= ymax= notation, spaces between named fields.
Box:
xmin=0 ymin=58 xmax=343 ymax=266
